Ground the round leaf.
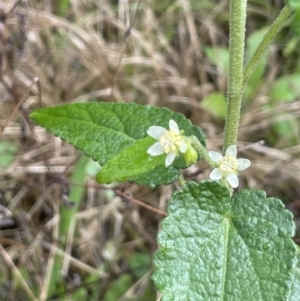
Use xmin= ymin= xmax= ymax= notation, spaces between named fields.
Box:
xmin=153 ymin=181 xmax=298 ymax=300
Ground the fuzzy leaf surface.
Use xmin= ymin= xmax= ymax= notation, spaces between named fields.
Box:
xmin=96 ymin=137 xmax=179 ymax=185
xmin=153 ymin=181 xmax=297 ymax=300
xmin=30 ymin=102 xmax=205 ymax=186
xmin=289 ymin=255 xmax=300 ymax=301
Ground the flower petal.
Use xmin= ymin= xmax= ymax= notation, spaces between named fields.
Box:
xmin=237 ymin=158 xmax=251 ymax=171
xmin=165 ymin=152 xmax=176 ymax=166
xmin=226 ymin=173 xmax=239 ymax=188
xmin=225 ymin=145 xmax=237 ymax=157
xmin=179 ymin=140 xmax=187 ymax=153
xmin=147 ymin=142 xmax=164 ymax=156
xmin=210 ymin=168 xmax=223 ymax=180
xmin=147 ymin=126 xmax=166 ymax=139
xmin=169 ymin=119 xmax=179 ymax=134
xmin=208 ymin=151 xmax=223 ymax=163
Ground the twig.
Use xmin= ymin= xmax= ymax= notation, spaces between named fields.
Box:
xmin=116 ymin=189 xmax=167 ymax=217
xmin=0 ymin=77 xmax=39 ymax=135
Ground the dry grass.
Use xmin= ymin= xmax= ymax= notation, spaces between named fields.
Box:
xmin=0 ymin=0 xmax=299 ymax=300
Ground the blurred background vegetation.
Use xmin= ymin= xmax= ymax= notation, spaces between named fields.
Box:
xmin=0 ymin=0 xmax=300 ymax=300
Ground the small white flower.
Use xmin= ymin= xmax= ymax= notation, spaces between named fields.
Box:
xmin=208 ymin=145 xmax=251 ymax=188
xmin=147 ymin=119 xmax=187 ymax=167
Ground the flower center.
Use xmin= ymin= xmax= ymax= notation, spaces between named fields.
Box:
xmin=159 ymin=131 xmax=182 ymax=154
xmin=219 ymin=156 xmax=238 ymax=174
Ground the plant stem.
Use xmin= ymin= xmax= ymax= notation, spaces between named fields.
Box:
xmin=224 ymin=0 xmax=247 ymax=151
xmin=178 ymin=174 xmax=186 ymax=187
xmin=190 ymin=136 xmax=216 ymax=168
xmin=243 ymin=6 xmax=292 ymax=88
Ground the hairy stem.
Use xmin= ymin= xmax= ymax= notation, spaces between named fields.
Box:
xmin=190 ymin=136 xmax=216 ymax=168
xmin=224 ymin=0 xmax=247 ymax=151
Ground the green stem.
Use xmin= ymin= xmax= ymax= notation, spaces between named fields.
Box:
xmin=243 ymin=6 xmax=292 ymax=89
xmin=224 ymin=0 xmax=247 ymax=151
xmin=178 ymin=174 xmax=186 ymax=187
xmin=190 ymin=136 xmax=216 ymax=168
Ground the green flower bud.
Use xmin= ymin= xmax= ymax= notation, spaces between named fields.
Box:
xmin=183 ymin=137 xmax=198 ymax=165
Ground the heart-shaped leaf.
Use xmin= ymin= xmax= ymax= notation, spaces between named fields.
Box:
xmin=153 ymin=181 xmax=298 ymax=300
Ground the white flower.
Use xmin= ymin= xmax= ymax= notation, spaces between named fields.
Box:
xmin=208 ymin=145 xmax=251 ymax=188
xmin=147 ymin=119 xmax=187 ymax=167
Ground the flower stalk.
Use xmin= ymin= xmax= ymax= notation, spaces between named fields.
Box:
xmin=189 ymin=136 xmax=216 ymax=168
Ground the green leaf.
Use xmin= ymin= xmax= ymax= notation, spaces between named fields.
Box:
xmin=271 ymin=117 xmax=298 ymax=144
xmin=56 ymin=0 xmax=70 ymax=16
xmin=30 ymin=103 xmax=205 ymax=186
xmin=283 ymin=36 xmax=299 ymax=57
xmin=244 ymin=28 xmax=269 ymax=100
xmin=268 ymin=74 xmax=300 ymax=102
xmin=47 ymin=156 xmax=90 ymax=298
xmin=0 ymin=140 xmax=16 ymax=168
xmin=153 ymin=181 xmax=298 ymax=300
xmin=267 ymin=74 xmax=300 ymax=145
xmin=96 ymin=137 xmax=180 ymax=185
xmin=285 ymin=0 xmax=300 ymax=10
xmin=291 ymin=8 xmax=300 ymax=36
xmin=128 ymin=253 xmax=152 ymax=279
xmin=201 ymin=92 xmax=227 ymax=119
xmin=103 ymin=274 xmax=133 ymax=301
xmin=204 ymin=47 xmax=229 ymax=75
xmin=134 ymin=164 xmax=179 ymax=187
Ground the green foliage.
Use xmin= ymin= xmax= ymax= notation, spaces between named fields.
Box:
xmin=47 ymin=156 xmax=90 ymax=298
xmin=285 ymin=0 xmax=300 ymax=10
xmin=128 ymin=253 xmax=152 ymax=279
xmin=56 ymin=0 xmax=70 ymax=17
xmin=201 ymin=92 xmax=227 ymax=119
xmin=204 ymin=46 xmax=229 ymax=75
xmin=0 ymin=0 xmax=296 ymax=301
xmin=13 ymin=266 xmax=37 ymax=297
xmin=30 ymin=102 xmax=205 ymax=187
xmin=244 ymin=28 xmax=270 ymax=100
xmin=101 ymin=252 xmax=154 ymax=301
xmin=204 ymin=28 xmax=270 ymax=102
xmin=284 ymin=0 xmax=300 ymax=36
xmin=291 ymin=9 xmax=300 ymax=36
xmin=282 ymin=36 xmax=299 ymax=57
xmin=103 ymin=274 xmax=133 ymax=301
xmin=0 ymin=140 xmax=16 ymax=168
xmin=69 ymin=287 xmax=90 ymax=301
xmin=153 ymin=181 xmax=298 ymax=301
xmin=96 ymin=136 xmax=180 ymax=185
xmin=267 ymin=74 xmax=300 ymax=144
xmin=268 ymin=74 xmax=300 ymax=102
